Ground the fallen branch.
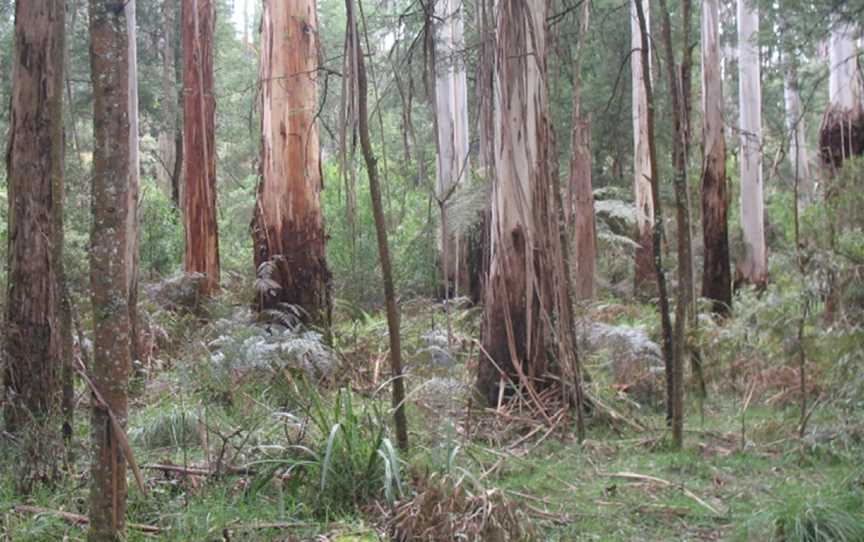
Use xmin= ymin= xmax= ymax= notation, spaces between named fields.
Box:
xmin=73 ymin=359 xmax=147 ymax=496
xmin=602 ymin=471 xmax=724 ymax=517
xmin=13 ymin=505 xmax=160 ymax=533
xmin=143 ymin=463 xmax=256 ymax=477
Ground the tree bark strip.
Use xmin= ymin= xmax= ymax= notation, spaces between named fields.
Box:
xmin=182 ymin=0 xmax=220 ymax=295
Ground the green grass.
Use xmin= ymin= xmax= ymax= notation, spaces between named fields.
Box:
xmin=2 ymin=288 xmax=864 ymax=541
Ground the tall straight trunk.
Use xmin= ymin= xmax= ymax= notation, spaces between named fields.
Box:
xmin=127 ymin=0 xmax=141 ymax=370
xmin=568 ymin=0 xmax=597 ymax=302
xmin=633 ymin=0 xmax=675 ymax=432
xmin=3 ymin=0 xmax=66 ymax=484
xmin=252 ymin=0 xmax=331 ymax=326
xmin=783 ymin=59 xmax=813 ymax=204
xmin=631 ymin=0 xmax=654 ymax=293
xmin=478 ymin=0 xmax=582 ymax=417
xmin=657 ymin=0 xmax=693 ymax=448
xmin=700 ymin=0 xmax=732 ymax=315
xmin=346 ymin=0 xmax=408 ymax=450
xmin=736 ymin=0 xmax=766 ymax=286
xmin=182 ymin=0 xmax=220 ymax=295
xmin=158 ymin=0 xmax=179 ymax=202
xmin=88 ymin=0 xmax=135 ymax=538
xmin=432 ymin=0 xmax=471 ymax=297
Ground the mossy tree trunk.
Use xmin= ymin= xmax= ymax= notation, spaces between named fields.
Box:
xmin=87 ymin=0 xmax=135 ymax=537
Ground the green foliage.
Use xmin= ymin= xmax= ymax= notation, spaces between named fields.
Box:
xmin=741 ymin=481 xmax=864 ymax=542
xmin=249 ymin=386 xmax=402 ymax=519
xmin=140 ymin=178 xmax=184 ymax=278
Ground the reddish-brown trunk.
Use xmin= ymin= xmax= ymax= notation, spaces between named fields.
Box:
xmin=182 ymin=0 xmax=220 ymax=295
xmin=252 ymin=0 xmax=331 ymax=327
xmin=3 ymin=0 xmax=65 ymax=457
xmin=568 ymin=0 xmax=596 ymax=302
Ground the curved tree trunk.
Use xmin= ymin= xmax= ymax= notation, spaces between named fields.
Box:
xmin=182 ymin=0 xmax=220 ymax=296
xmin=88 ymin=0 xmax=135 ymax=537
xmin=631 ymin=0 xmax=654 ymax=294
xmin=736 ymin=0 xmax=766 ymax=286
xmin=3 ymin=1 xmax=66 ymax=484
xmin=252 ymin=0 xmax=331 ymax=327
xmin=700 ymin=0 xmax=731 ymax=314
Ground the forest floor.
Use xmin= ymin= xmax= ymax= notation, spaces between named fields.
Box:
xmin=2 ymin=283 xmax=863 ymax=541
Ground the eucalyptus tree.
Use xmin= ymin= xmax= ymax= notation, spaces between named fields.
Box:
xmin=182 ymin=0 xmax=220 ymax=295
xmin=737 ymin=0 xmax=767 ymax=286
xmin=87 ymin=0 xmax=138 ymax=537
xmin=701 ymin=0 xmax=732 ymax=313
xmin=630 ymin=0 xmax=654 ymax=293
xmin=3 ymin=0 xmax=66 ymax=488
xmin=252 ymin=0 xmax=331 ymax=326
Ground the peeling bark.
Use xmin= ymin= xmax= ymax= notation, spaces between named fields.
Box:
xmin=432 ymin=0 xmax=470 ymax=296
xmin=700 ymin=0 xmax=731 ymax=314
xmin=182 ymin=0 xmax=220 ymax=296
xmin=158 ymin=0 xmax=179 ymax=201
xmin=88 ymin=0 xmax=134 ymax=537
xmin=252 ymin=0 xmax=331 ymax=327
xmin=477 ymin=0 xmax=583 ymax=421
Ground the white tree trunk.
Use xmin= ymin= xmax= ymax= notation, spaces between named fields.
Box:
xmin=127 ymin=0 xmax=141 ymax=360
xmin=631 ymin=0 xmax=654 ymax=289
xmin=434 ymin=0 xmax=470 ymax=292
xmin=736 ymin=0 xmax=766 ymax=284
xmin=783 ymin=57 xmax=814 ymax=203
xmin=829 ymin=23 xmax=863 ymax=111
xmin=700 ymin=0 xmax=732 ymax=312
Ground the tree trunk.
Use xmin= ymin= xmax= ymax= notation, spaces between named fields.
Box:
xmin=127 ymin=0 xmax=141 ymax=372
xmin=657 ymin=0 xmax=694 ymax=448
xmin=3 ymin=0 xmax=66 ymax=487
xmin=158 ymin=0 xmax=179 ymax=202
xmin=252 ymin=0 xmax=331 ymax=327
xmin=346 ymin=0 xmax=408 ymax=450
xmin=477 ymin=0 xmax=582 ymax=417
xmin=568 ymin=0 xmax=597 ymax=302
xmin=182 ymin=0 xmax=220 ymax=296
xmin=88 ymin=0 xmax=135 ymax=537
xmin=783 ymin=55 xmax=813 ymax=204
xmin=633 ymin=0 xmax=675 ymax=433
xmin=631 ymin=0 xmax=654 ymax=294
xmin=736 ymin=0 xmax=767 ymax=286
xmin=819 ymin=23 xmax=863 ymax=169
xmin=432 ymin=0 xmax=470 ymax=298
xmin=700 ymin=0 xmax=731 ymax=315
